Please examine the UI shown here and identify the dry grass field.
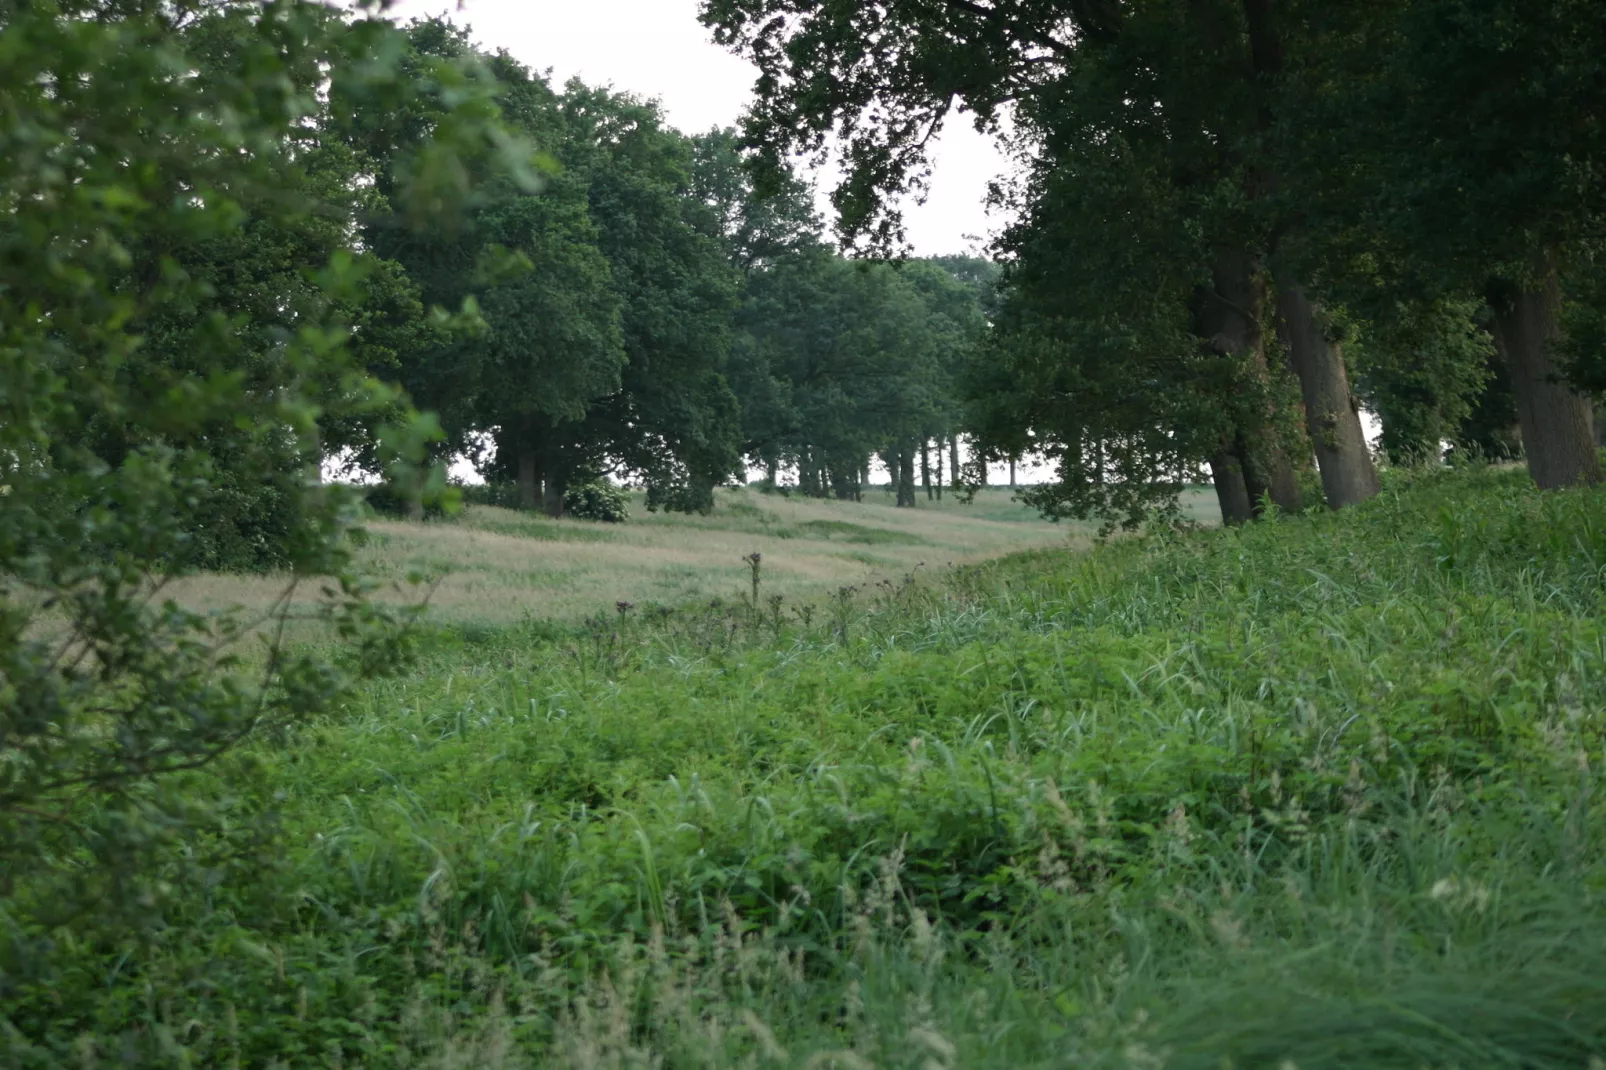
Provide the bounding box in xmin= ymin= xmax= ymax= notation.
xmin=166 ymin=485 xmax=1219 ymax=629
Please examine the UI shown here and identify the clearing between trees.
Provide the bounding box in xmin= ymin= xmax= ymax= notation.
xmin=171 ymin=486 xmax=1208 ymax=628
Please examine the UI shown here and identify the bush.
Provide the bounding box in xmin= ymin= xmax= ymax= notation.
xmin=564 ymin=480 xmax=630 ymax=522
xmin=458 ymin=480 xmax=524 ymax=510
xmin=646 ymin=478 xmax=715 ymax=515
xmin=363 ymin=480 xmax=445 ymax=519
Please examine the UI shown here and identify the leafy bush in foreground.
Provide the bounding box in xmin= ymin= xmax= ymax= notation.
xmin=2 ymin=466 xmax=1604 ymax=1067
xmin=0 ymin=0 xmax=523 ymax=1020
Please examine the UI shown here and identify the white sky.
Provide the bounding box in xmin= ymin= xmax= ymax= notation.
xmin=385 ymin=0 xmax=1008 ymax=257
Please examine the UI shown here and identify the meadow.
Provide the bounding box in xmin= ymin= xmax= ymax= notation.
xmin=170 ymin=485 xmax=1220 ymax=628
xmin=7 ymin=466 xmax=1606 ymax=1067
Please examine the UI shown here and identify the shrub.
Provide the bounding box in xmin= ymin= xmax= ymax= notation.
xmin=458 ymin=480 xmax=524 ymax=510
xmin=0 ymin=0 xmax=512 ymax=1007
xmin=364 ymin=480 xmax=446 ymax=519
xmin=646 ymin=479 xmax=715 ymax=515
xmin=564 ymin=480 xmax=630 ymax=522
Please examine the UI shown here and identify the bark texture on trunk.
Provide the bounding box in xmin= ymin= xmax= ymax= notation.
xmin=1489 ymin=262 xmax=1602 ymax=490
xmin=1210 ymin=450 xmax=1254 ymax=526
xmin=517 ymin=451 xmax=541 ymax=512
xmin=921 ymin=440 xmax=933 ymax=500
xmin=1275 ymin=276 xmax=1379 ymax=509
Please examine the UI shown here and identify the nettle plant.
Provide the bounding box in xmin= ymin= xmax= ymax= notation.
xmin=0 ymin=0 xmax=535 ymax=961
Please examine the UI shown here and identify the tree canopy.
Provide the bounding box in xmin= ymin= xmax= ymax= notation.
xmin=701 ymin=0 xmax=1606 ymax=522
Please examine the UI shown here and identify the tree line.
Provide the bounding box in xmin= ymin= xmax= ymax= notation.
xmin=328 ymin=20 xmax=997 ymax=526
xmin=701 ymin=0 xmax=1606 ymax=527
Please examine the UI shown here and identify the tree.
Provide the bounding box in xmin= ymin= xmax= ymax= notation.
xmin=691 ymin=127 xmax=823 ymax=274
xmin=692 ymin=128 xmax=824 ymax=485
xmin=1277 ymin=0 xmax=1606 ymax=488
xmin=701 ymin=0 xmax=1361 ymax=524
xmin=0 ymin=0 xmax=522 ymax=960
xmin=346 ymin=26 xmax=627 ymax=512
xmin=552 ymin=83 xmax=746 ymax=515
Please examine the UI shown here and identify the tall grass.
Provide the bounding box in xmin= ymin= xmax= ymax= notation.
xmin=162 ymin=486 xmax=1084 ymax=631
xmin=3 ymin=466 xmax=1603 ymax=1067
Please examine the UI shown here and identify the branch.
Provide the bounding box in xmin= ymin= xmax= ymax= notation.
xmin=933 ymin=0 xmax=1076 ymax=58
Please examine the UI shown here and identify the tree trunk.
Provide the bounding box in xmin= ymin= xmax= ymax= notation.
xmin=896 ymin=449 xmax=917 ymax=507
xmin=1197 ymin=247 xmax=1302 ymax=514
xmin=1235 ymin=428 xmax=1270 ymax=509
xmin=765 ymin=458 xmax=778 ymax=489
xmin=921 ymin=439 xmax=933 ymax=500
xmin=541 ymin=441 xmax=566 ymax=518
xmin=799 ymin=448 xmax=818 ymax=497
xmin=934 ymin=438 xmax=944 ymax=500
xmin=543 ymin=474 xmax=565 ymax=518
xmin=1008 ymin=455 xmax=1017 ymax=488
xmin=949 ymin=436 xmax=961 ymax=491
xmin=1489 ymin=261 xmax=1602 ymax=490
xmin=1210 ymin=449 xmax=1254 ymax=526
xmin=517 ymin=451 xmax=541 ymax=512
xmin=1275 ymin=275 xmax=1380 ymax=509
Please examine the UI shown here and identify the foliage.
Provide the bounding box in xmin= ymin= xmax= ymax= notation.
xmin=4 ymin=468 xmax=1605 ymax=1064
xmin=563 ymin=480 xmax=631 ymax=524
xmin=731 ymin=248 xmax=989 ymax=501
xmin=458 ymin=479 xmax=526 ymax=510
xmin=1344 ymin=297 xmax=1496 ymax=463
xmin=354 ymin=29 xmax=755 ymax=515
xmin=1560 ymin=257 xmax=1606 ymax=396
xmin=703 ymin=0 xmax=1606 ymax=513
xmin=0 ymin=0 xmax=525 ymax=969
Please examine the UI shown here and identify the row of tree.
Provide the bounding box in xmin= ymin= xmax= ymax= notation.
xmin=701 ymin=0 xmax=1606 ymax=526
xmin=327 ymin=21 xmax=995 ymax=523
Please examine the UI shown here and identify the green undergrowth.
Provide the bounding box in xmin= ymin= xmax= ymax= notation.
xmin=5 ymin=466 xmax=1606 ymax=1067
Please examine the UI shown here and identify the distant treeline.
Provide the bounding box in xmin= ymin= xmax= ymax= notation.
xmin=331 ymin=21 xmax=996 ymax=527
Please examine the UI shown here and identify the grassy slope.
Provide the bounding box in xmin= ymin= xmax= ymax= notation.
xmin=168 ymin=486 xmax=1163 ymax=628
xmin=8 ymin=467 xmax=1606 ymax=1067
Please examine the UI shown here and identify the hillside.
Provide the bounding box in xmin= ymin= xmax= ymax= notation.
xmin=9 ymin=465 xmax=1604 ymax=1067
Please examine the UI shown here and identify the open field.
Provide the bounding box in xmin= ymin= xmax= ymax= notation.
xmin=169 ymin=485 xmax=1220 ymax=627
xmin=12 ymin=465 xmax=1606 ymax=1067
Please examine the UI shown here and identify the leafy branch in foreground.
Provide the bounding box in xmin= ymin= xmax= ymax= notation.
xmin=0 ymin=0 xmax=532 ymax=949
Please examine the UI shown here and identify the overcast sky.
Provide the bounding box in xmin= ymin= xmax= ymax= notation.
xmin=386 ymin=0 xmax=1011 ymax=257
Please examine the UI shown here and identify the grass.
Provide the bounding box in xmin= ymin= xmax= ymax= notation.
xmin=165 ymin=485 xmax=1133 ymax=629
xmin=5 ymin=466 xmax=1606 ymax=1067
